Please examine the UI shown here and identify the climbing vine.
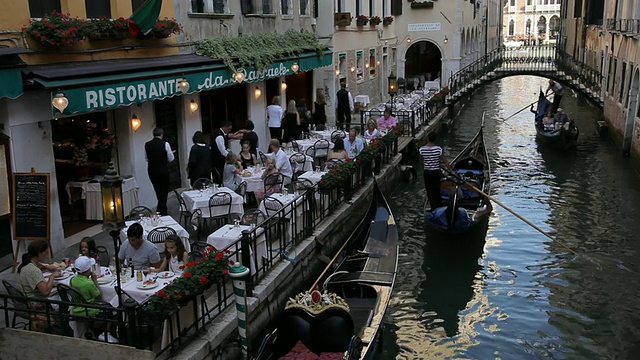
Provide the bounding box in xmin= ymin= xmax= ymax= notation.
xmin=196 ymin=30 xmax=326 ymax=72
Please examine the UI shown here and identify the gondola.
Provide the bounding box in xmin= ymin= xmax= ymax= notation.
xmin=534 ymin=90 xmax=579 ymax=150
xmin=424 ymin=116 xmax=492 ymax=245
xmin=251 ymin=181 xmax=398 ymax=360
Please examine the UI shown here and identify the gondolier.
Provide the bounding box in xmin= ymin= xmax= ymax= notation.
xmin=419 ymin=132 xmax=453 ymax=209
xmin=545 ymin=79 xmax=564 ymax=113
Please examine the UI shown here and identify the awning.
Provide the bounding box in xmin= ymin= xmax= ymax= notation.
xmin=0 ymin=48 xmax=30 ymax=100
xmin=25 ymin=49 xmax=332 ymax=116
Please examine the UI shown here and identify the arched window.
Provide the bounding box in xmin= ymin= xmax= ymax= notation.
xmin=509 ymin=19 xmax=515 ymax=36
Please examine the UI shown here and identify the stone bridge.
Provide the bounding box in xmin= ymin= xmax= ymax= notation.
xmin=446 ymin=45 xmax=604 ymax=108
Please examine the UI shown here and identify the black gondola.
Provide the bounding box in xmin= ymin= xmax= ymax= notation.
xmin=251 ymin=181 xmax=398 ymax=360
xmin=424 ymin=116 xmax=492 ymax=245
xmin=534 ymin=90 xmax=579 ymax=150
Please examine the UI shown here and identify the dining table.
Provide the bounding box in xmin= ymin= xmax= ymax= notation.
xmin=293 ymin=139 xmax=334 ymax=156
xmin=65 ymin=177 xmax=140 ymax=220
xmin=309 ymin=130 xmax=334 ymax=141
xmin=298 ymin=170 xmax=327 ymax=185
xmin=206 ymin=224 xmax=266 ymax=274
xmin=120 ymin=216 xmax=191 ymax=253
xmin=239 ymin=166 xmax=265 ymax=193
xmin=181 ymin=186 xmax=245 ymax=218
xmin=258 ymin=193 xmax=306 ymax=240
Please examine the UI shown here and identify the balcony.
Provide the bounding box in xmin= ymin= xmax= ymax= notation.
xmin=605 ymin=19 xmax=640 ymax=35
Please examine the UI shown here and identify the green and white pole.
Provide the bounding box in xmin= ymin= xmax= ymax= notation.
xmin=229 ymin=262 xmax=251 ymax=359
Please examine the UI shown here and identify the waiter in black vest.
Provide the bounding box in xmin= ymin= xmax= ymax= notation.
xmin=335 ymin=83 xmax=354 ymax=130
xmin=211 ymin=121 xmax=233 ymax=184
xmin=145 ymin=127 xmax=174 ymax=215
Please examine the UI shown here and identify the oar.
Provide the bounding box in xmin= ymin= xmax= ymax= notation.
xmin=499 ymin=93 xmax=552 ymax=121
xmin=442 ymin=169 xmax=578 ymax=255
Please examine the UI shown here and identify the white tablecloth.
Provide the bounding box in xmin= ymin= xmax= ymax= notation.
xmin=298 ymin=171 xmax=327 ymax=185
xmin=65 ymin=177 xmax=140 ymax=221
xmin=181 ymin=187 xmax=244 ymax=217
xmin=309 ymin=130 xmax=334 ymax=141
xmin=206 ymin=224 xmax=266 ymax=274
xmin=354 ymin=95 xmax=371 ymax=106
xmin=293 ymin=140 xmax=334 ymax=156
xmin=120 ymin=216 xmax=191 ymax=253
xmin=240 ymin=167 xmax=265 ymax=193
xmin=269 ymin=152 xmax=315 ymax=172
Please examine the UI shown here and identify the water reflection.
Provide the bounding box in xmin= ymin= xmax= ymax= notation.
xmin=384 ymin=75 xmax=640 ymax=359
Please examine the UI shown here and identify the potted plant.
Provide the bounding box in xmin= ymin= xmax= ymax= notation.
xmin=86 ymin=17 xmax=114 ymax=39
xmin=355 ymin=14 xmax=369 ymax=27
xmin=383 ymin=16 xmax=394 ymax=26
xmin=25 ymin=11 xmax=88 ymax=48
xmin=151 ymin=18 xmax=183 ymax=38
xmin=370 ymin=16 xmax=382 ymax=26
xmin=411 ymin=1 xmax=435 ymax=9
xmin=112 ymin=17 xmax=131 ymax=39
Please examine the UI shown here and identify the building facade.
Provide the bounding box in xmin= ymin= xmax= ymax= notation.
xmin=559 ymin=0 xmax=640 ymax=161
xmin=504 ymin=0 xmax=561 ymax=44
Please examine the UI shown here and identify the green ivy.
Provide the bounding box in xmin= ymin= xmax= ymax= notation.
xmin=196 ymin=30 xmax=326 ymax=72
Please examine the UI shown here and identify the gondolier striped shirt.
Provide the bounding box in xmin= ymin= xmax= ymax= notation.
xmin=419 ymin=145 xmax=443 ymax=171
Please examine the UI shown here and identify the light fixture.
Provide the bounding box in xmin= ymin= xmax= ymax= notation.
xmin=254 ymin=86 xmax=262 ymax=99
xmin=406 ymin=37 xmax=412 ymax=43
xmin=177 ymin=78 xmax=190 ymax=94
xmin=189 ymin=100 xmax=199 ymax=113
xmin=281 ymin=82 xmax=287 ymax=91
xmin=444 ymin=36 xmax=449 ymax=44
xmin=376 ymin=60 xmax=381 ymax=66
xmin=365 ymin=62 xmax=370 ymax=69
xmin=234 ymin=68 xmax=246 ymax=83
xmin=131 ymin=114 xmax=141 ymax=132
xmin=387 ymin=72 xmax=397 ymax=96
xmin=291 ymin=62 xmax=300 ymax=73
xmin=335 ymin=68 xmax=340 ymax=76
xmin=350 ymin=66 xmax=356 ymax=72
xmin=100 ymin=164 xmax=125 ymax=308
xmin=52 ymin=93 xmax=69 ymax=113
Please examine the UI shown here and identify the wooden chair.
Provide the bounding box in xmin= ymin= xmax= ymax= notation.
xmin=95 ymin=246 xmax=109 ymax=267
xmin=147 ymin=227 xmax=178 ymax=247
xmin=172 ymin=189 xmax=192 ymax=228
xmin=207 ymin=192 xmax=233 ymax=232
xmin=2 ymin=280 xmax=31 ymax=329
xmin=128 ymin=206 xmax=152 ymax=221
xmin=192 ymin=178 xmax=213 ymax=190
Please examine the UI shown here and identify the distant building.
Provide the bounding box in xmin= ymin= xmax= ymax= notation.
xmin=503 ymin=0 xmax=561 ymax=44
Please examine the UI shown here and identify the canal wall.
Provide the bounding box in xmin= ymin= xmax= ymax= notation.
xmin=171 ymin=107 xmax=450 ymax=360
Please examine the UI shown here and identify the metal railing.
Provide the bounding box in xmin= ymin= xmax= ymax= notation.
xmin=606 ymin=18 xmax=640 ymax=34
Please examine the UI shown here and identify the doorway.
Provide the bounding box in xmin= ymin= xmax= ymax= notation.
xmin=285 ymin=71 xmax=313 ymax=111
xmin=404 ymin=41 xmax=442 ymax=90
xmin=154 ymin=97 xmax=182 ymax=190
xmin=200 ymin=83 xmax=249 ymax=138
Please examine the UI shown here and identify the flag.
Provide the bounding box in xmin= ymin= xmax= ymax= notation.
xmin=128 ymin=0 xmax=163 ymax=37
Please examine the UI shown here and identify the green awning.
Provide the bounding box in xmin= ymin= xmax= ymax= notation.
xmin=0 ymin=68 xmax=23 ymax=99
xmin=32 ymin=50 xmax=332 ymax=116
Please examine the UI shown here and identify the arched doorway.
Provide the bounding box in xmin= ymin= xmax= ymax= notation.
xmin=404 ymin=40 xmax=442 ymax=90
xmin=549 ymin=16 xmax=560 ymax=40
xmin=623 ymin=69 xmax=640 ymax=154
xmin=537 ymin=16 xmax=547 ymax=40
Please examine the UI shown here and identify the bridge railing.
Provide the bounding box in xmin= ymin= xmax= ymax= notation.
xmin=555 ymin=48 xmax=604 ymax=96
xmin=447 ymin=47 xmax=502 ymax=100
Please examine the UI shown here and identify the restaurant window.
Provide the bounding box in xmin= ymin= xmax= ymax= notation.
xmin=337 ymin=0 xmax=346 ymax=12
xmin=356 ymin=0 xmax=362 ymax=16
xmin=281 ymin=0 xmax=292 ymax=15
xmin=338 ymin=53 xmax=347 ymax=87
xmin=508 ymin=19 xmax=515 ymax=36
xmin=382 ymin=0 xmax=387 ymax=16
xmin=369 ymin=0 xmax=375 ymax=17
xmin=86 ymin=0 xmax=111 ymax=18
xmin=510 ymin=0 xmax=515 ymax=6
xmin=28 ymin=0 xmax=61 ymax=18
xmin=262 ymin=0 xmax=273 ymax=13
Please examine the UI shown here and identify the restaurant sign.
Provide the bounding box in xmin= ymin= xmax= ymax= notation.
xmin=408 ymin=23 xmax=442 ymax=32
xmin=56 ymin=56 xmax=329 ymax=115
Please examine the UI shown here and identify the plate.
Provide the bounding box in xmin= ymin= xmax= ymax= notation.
xmin=54 ymin=272 xmax=71 ymax=281
xmin=97 ymin=276 xmax=114 ymax=284
xmin=158 ymin=271 xmax=175 ymax=279
xmin=136 ymin=281 xmax=159 ymax=290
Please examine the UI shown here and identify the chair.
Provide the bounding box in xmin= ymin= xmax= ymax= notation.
xmin=331 ymin=130 xmax=346 ymax=142
xmin=173 ymin=189 xmax=192 ymax=228
xmin=263 ymin=173 xmax=284 ymax=198
xmin=207 ymin=192 xmax=233 ymax=232
xmin=188 ymin=250 xmax=204 ymax=262
xmin=212 ymin=168 xmax=223 ymax=186
xmin=262 ymin=196 xmax=286 ymax=218
xmin=114 ymin=287 xmax=157 ymax=349
xmin=290 ymin=140 xmax=300 ymax=152
xmin=57 ymin=284 xmax=104 ymax=340
xmin=193 ymin=178 xmax=213 ymax=190
xmin=187 ymin=208 xmax=203 ymax=242
xmin=289 ymin=153 xmax=307 ymax=180
xmin=311 ymin=139 xmax=330 ymax=168
xmin=2 ymin=280 xmax=31 ymax=329
xmin=293 ymin=178 xmax=314 ymax=192
xmin=241 ymin=208 xmax=266 ymax=227
xmin=235 ymin=181 xmax=248 ymax=199
xmin=128 ymin=206 xmax=152 ymax=221
xmin=95 ymin=246 xmax=109 ymax=267
xmin=258 ymin=151 xmax=268 ymax=166
xmin=147 ymin=227 xmax=178 ymax=247
xmin=190 ymin=241 xmax=210 ymax=253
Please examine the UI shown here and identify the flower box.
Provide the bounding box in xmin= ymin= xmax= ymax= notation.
xmin=411 ymin=1 xmax=435 ymax=9
xmin=355 ymin=14 xmax=369 ymax=27
xmin=370 ymin=16 xmax=382 ymax=26
xmin=383 ymin=16 xmax=394 ymax=26
xmin=25 ymin=11 xmax=88 ymax=48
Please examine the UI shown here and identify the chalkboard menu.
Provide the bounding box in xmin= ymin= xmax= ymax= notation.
xmin=12 ymin=173 xmax=50 ymax=240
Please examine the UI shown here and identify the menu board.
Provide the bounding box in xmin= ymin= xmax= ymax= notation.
xmin=12 ymin=173 xmax=50 ymax=240
xmin=0 ymin=144 xmax=8 ymax=217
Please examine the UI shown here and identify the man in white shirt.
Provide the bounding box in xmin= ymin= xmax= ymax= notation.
xmin=144 ymin=127 xmax=175 ymax=215
xmin=269 ymin=139 xmax=293 ymax=183
xmin=545 ymin=79 xmax=564 ymax=113
xmin=343 ymin=127 xmax=365 ymax=158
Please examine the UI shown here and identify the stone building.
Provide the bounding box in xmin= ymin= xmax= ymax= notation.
xmin=504 ymin=0 xmax=561 ymax=44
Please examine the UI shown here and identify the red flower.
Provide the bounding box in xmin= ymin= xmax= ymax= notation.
xmin=356 ymin=159 xmax=361 ymax=163
xmin=207 ymin=246 xmax=214 ymax=252
xmin=179 ymin=265 xmax=185 ymax=270
xmin=224 ymin=249 xmax=231 ymax=254
xmin=177 ymin=294 xmax=182 ymax=299
xmin=229 ymin=259 xmax=235 ymax=265
xmin=332 ymin=170 xmax=338 ymax=175
xmin=223 ymin=269 xmax=229 ymax=275
xmin=215 ymin=252 xmax=224 ymax=260
xmin=345 ymin=157 xmax=350 ymax=162
xmin=184 ymin=272 xmax=192 ymax=278
xmin=157 ymin=290 xmax=166 ymax=296
xmin=319 ymin=180 xmax=325 ymax=185
xmin=200 ymin=276 xmax=209 ymax=284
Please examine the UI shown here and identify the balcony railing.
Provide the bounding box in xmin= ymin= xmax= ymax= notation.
xmin=605 ymin=19 xmax=640 ymax=34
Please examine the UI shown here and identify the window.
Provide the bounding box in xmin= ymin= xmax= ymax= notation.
xmin=382 ymin=0 xmax=387 ymax=16
xmin=28 ymin=0 xmax=61 ymax=18
xmin=300 ymin=0 xmax=309 ymax=15
xmin=191 ymin=0 xmax=227 ymax=13
xmin=86 ymin=0 xmax=111 ymax=18
xmin=574 ymin=0 xmax=583 ymax=18
xmin=213 ymin=0 xmax=226 ymax=13
xmin=508 ymin=19 xmax=515 ymax=36
xmin=369 ymin=0 xmax=375 ymax=17
xmin=356 ymin=0 xmax=362 ymax=16
xmin=510 ymin=0 xmax=515 ymax=6
xmin=337 ymin=0 xmax=346 ymax=12
xmin=369 ymin=49 xmax=376 ymax=78
xmin=338 ymin=53 xmax=347 ymax=86
xmin=356 ymin=50 xmax=364 ymax=82
xmin=281 ymin=0 xmax=292 ymax=15
xmin=391 ymin=0 xmax=401 ymax=16
xmin=619 ymin=62 xmax=626 ymax=103
xmin=526 ymin=19 xmax=531 ymax=35
xmin=263 ymin=0 xmax=273 ymax=13
xmin=527 ymin=0 xmax=532 ymax=5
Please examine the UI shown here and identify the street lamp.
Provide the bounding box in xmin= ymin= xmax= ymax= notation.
xmin=100 ymin=163 xmax=125 ymax=308
xmin=388 ymin=72 xmax=398 ymax=114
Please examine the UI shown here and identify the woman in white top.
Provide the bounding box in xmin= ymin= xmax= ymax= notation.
xmin=266 ymin=96 xmax=284 ymax=142
xmin=363 ymin=118 xmax=381 ymax=139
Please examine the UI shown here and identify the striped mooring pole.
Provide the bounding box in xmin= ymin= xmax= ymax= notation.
xmin=229 ymin=262 xmax=251 ymax=359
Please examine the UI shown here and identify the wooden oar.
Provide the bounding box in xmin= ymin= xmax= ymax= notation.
xmin=442 ymin=169 xmax=578 ymax=255
xmin=500 ymin=93 xmax=552 ymax=121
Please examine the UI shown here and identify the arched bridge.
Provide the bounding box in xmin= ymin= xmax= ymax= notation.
xmin=446 ymin=45 xmax=604 ymax=108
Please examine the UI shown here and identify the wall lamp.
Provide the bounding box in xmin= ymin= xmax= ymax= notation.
xmin=291 ymin=62 xmax=300 ymax=73
xmin=281 ymin=81 xmax=287 ymax=91
xmin=189 ymin=100 xmax=199 ymax=113
xmin=177 ymin=78 xmax=190 ymax=94
xmin=254 ymin=86 xmax=262 ymax=99
xmin=131 ymin=114 xmax=141 ymax=132
xmin=234 ymin=68 xmax=246 ymax=83
xmin=444 ymin=36 xmax=449 ymax=44
xmin=52 ymin=93 xmax=69 ymax=114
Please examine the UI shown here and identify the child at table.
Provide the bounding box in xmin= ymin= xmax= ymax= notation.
xmin=79 ymin=237 xmax=99 ymax=262
xmin=223 ymin=152 xmax=242 ymax=191
xmin=256 ymin=157 xmax=280 ymax=201
xmin=146 ymin=235 xmax=188 ymax=276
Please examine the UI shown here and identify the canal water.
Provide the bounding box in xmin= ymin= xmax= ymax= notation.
xmin=382 ymin=76 xmax=640 ymax=359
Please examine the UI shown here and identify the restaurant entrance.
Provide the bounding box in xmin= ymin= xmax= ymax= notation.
xmin=285 ymin=71 xmax=313 ymax=112
xmin=153 ymin=97 xmax=182 ymax=190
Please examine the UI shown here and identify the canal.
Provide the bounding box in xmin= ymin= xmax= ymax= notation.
xmin=382 ymin=76 xmax=640 ymax=359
